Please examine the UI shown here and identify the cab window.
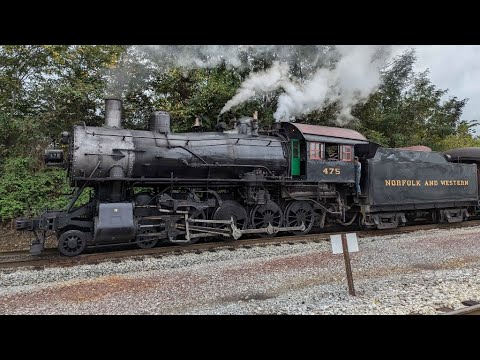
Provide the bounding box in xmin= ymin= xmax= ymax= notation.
xmin=309 ymin=142 xmax=324 ymax=160
xmin=325 ymin=144 xmax=339 ymax=161
xmin=341 ymin=145 xmax=353 ymax=162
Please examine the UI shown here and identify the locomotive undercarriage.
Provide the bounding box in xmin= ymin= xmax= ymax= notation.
xmin=19 ymin=179 xmax=356 ymax=256
xmin=115 ymin=181 xmax=348 ymax=252
xmin=358 ymin=207 xmax=472 ymax=230
xmin=19 ymin=178 xmax=475 ymax=257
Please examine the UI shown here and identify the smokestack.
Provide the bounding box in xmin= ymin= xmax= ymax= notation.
xmin=150 ymin=111 xmax=171 ymax=134
xmin=105 ymin=98 xmax=123 ymax=128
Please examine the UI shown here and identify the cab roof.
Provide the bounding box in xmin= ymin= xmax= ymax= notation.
xmin=292 ymin=123 xmax=367 ymax=141
xmin=281 ymin=122 xmax=368 ymax=145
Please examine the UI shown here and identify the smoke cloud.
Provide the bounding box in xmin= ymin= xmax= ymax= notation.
xmin=219 ymin=45 xmax=393 ymax=123
xmin=276 ymin=45 xmax=390 ymax=124
xmin=109 ymin=45 xmax=396 ymax=125
xmin=220 ymin=61 xmax=290 ymax=115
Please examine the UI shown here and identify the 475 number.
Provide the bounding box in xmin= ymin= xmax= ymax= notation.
xmin=322 ymin=167 xmax=340 ymax=175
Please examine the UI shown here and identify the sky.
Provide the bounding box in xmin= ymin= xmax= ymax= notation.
xmin=400 ymin=45 xmax=480 ymax=134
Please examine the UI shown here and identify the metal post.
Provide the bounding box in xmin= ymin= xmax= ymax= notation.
xmin=341 ymin=233 xmax=356 ymax=296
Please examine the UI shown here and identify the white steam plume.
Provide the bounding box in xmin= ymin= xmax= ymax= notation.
xmin=274 ymin=45 xmax=390 ymax=124
xmin=215 ymin=45 xmax=393 ymax=124
xmin=220 ymin=62 xmax=290 ymax=114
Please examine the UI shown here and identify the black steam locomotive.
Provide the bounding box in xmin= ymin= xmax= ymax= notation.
xmin=15 ymin=99 xmax=480 ymax=256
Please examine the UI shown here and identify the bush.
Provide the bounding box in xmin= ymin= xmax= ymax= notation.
xmin=0 ymin=156 xmax=77 ymax=222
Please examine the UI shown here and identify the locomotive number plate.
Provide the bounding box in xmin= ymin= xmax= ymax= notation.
xmin=322 ymin=167 xmax=341 ymax=175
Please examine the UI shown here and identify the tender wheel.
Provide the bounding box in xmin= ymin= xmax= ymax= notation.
xmin=250 ymin=200 xmax=283 ymax=237
xmin=58 ymin=230 xmax=87 ymax=257
xmin=284 ymin=201 xmax=315 ymax=235
xmin=213 ymin=200 xmax=248 ymax=230
xmin=137 ymin=228 xmax=158 ymax=249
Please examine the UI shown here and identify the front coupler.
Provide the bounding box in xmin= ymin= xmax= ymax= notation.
xmin=15 ymin=213 xmax=59 ymax=255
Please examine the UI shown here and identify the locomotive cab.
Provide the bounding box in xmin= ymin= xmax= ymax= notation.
xmin=280 ymin=122 xmax=368 ymax=183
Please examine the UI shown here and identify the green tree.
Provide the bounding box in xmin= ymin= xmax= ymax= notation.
xmin=0 ymin=45 xmax=124 ymax=223
xmin=0 ymin=45 xmax=124 ymax=159
xmin=353 ymin=49 xmax=468 ymax=150
xmin=436 ymin=121 xmax=480 ymax=151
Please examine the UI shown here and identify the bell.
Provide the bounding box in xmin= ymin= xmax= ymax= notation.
xmin=193 ymin=116 xmax=202 ymax=128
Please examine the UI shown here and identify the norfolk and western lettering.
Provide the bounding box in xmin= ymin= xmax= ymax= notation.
xmin=384 ymin=180 xmax=469 ymax=187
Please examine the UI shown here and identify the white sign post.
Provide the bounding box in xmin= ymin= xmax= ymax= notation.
xmin=330 ymin=233 xmax=358 ymax=296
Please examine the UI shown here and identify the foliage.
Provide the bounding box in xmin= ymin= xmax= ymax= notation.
xmin=0 ymin=45 xmax=124 ymax=158
xmin=436 ymin=121 xmax=480 ymax=151
xmin=353 ymin=50 xmax=471 ymax=150
xmin=0 ymin=157 xmax=88 ymax=221
xmin=150 ymin=66 xmax=243 ymax=132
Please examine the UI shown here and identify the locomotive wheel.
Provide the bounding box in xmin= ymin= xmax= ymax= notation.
xmin=284 ymin=201 xmax=315 ymax=235
xmin=250 ymin=200 xmax=283 ymax=238
xmin=213 ymin=200 xmax=248 ymax=230
xmin=137 ymin=228 xmax=158 ymax=249
xmin=58 ymin=230 xmax=87 ymax=257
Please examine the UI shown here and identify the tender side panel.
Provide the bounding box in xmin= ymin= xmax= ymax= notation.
xmin=366 ymin=149 xmax=478 ymax=207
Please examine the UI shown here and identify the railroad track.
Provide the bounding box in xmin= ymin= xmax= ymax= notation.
xmin=1 ymin=219 xmax=480 ymax=271
xmin=438 ymin=300 xmax=480 ymax=315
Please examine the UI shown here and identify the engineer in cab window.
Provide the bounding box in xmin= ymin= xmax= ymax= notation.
xmin=326 ymin=145 xmax=338 ymax=160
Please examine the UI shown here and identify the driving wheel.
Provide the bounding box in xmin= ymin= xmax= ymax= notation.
xmin=250 ymin=200 xmax=283 ymax=238
xmin=284 ymin=201 xmax=315 ymax=235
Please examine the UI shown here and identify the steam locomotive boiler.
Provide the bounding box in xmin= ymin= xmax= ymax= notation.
xmin=15 ymin=98 xmax=480 ymax=256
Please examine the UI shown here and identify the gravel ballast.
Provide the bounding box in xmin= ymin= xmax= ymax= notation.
xmin=1 ymin=225 xmax=479 ymax=315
